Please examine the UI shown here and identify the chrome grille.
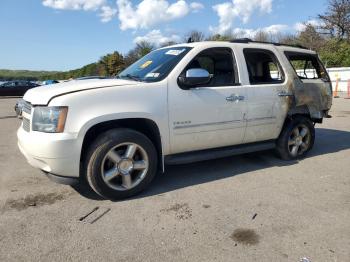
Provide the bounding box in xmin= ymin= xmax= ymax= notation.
xmin=22 ymin=118 xmax=30 ymax=132
xmin=22 ymin=101 xmax=32 ymax=132
xmin=22 ymin=101 xmax=32 ymax=115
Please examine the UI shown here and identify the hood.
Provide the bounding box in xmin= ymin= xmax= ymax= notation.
xmin=23 ymin=79 xmax=138 ymax=105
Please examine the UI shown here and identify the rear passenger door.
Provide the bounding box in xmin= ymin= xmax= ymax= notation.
xmin=242 ymin=48 xmax=289 ymax=143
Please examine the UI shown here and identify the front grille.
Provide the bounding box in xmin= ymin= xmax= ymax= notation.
xmin=22 ymin=118 xmax=30 ymax=132
xmin=22 ymin=101 xmax=32 ymax=115
xmin=22 ymin=101 xmax=32 ymax=132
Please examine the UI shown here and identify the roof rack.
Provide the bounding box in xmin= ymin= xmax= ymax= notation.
xmin=230 ymin=38 xmax=308 ymax=50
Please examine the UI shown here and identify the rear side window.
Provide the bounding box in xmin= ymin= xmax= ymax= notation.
xmin=284 ymin=52 xmax=330 ymax=81
xmin=244 ymin=49 xmax=284 ymax=85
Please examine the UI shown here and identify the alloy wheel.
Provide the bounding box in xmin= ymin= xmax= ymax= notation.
xmin=100 ymin=143 xmax=149 ymax=191
xmin=288 ymin=124 xmax=311 ymax=157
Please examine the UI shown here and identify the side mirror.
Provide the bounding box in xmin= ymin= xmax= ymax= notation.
xmin=178 ymin=68 xmax=211 ymax=88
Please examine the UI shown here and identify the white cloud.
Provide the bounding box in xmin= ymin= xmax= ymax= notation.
xmin=42 ymin=0 xmax=204 ymax=26
xmin=294 ymin=19 xmax=322 ymax=32
xmin=42 ymin=0 xmax=117 ymax=22
xmin=42 ymin=0 xmax=106 ymax=10
xmin=133 ymin=30 xmax=181 ymax=45
xmin=232 ymin=24 xmax=289 ymax=38
xmin=211 ymin=0 xmax=273 ymax=34
xmin=99 ymin=6 xmax=117 ymax=23
xmin=190 ymin=2 xmax=204 ymax=12
xmin=263 ymin=24 xmax=289 ymax=34
xmin=117 ymin=0 xmax=203 ymax=30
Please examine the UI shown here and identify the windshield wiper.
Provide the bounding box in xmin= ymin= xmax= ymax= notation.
xmin=119 ymin=74 xmax=143 ymax=82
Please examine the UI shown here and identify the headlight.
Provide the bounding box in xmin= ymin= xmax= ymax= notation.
xmin=32 ymin=106 xmax=68 ymax=133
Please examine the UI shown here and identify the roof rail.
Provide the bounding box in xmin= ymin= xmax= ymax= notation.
xmin=230 ymin=38 xmax=308 ymax=50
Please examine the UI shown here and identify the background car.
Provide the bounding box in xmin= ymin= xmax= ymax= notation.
xmin=42 ymin=80 xmax=59 ymax=85
xmin=0 ymin=80 xmax=40 ymax=96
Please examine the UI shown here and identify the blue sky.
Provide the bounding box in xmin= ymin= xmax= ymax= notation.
xmin=0 ymin=0 xmax=328 ymax=71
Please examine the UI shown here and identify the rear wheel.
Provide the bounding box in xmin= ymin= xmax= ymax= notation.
xmin=276 ymin=116 xmax=315 ymax=160
xmin=86 ymin=128 xmax=158 ymax=200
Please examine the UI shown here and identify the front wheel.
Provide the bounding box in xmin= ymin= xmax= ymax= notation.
xmin=85 ymin=128 xmax=158 ymax=200
xmin=276 ymin=116 xmax=315 ymax=160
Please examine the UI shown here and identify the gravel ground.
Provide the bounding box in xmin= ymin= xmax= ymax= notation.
xmin=0 ymin=96 xmax=349 ymax=262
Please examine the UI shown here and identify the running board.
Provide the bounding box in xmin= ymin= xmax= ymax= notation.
xmin=165 ymin=140 xmax=276 ymax=165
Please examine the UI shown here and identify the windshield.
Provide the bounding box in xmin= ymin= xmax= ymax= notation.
xmin=118 ymin=46 xmax=192 ymax=82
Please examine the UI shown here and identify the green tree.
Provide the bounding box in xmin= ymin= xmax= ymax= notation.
xmin=185 ymin=30 xmax=206 ymax=42
xmin=254 ymin=31 xmax=270 ymax=42
xmin=318 ymin=0 xmax=350 ymax=40
xmin=319 ymin=38 xmax=350 ymax=67
xmin=124 ymin=41 xmax=155 ymax=67
xmin=206 ymin=33 xmax=233 ymax=41
xmin=297 ymin=24 xmax=325 ymax=51
xmin=99 ymin=51 xmax=125 ymax=76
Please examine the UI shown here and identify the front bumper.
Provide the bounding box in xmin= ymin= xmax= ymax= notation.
xmin=44 ymin=172 xmax=79 ymax=185
xmin=17 ymin=127 xmax=81 ymax=178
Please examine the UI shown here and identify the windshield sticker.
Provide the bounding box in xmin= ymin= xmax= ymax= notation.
xmin=165 ymin=49 xmax=186 ymax=56
xmin=145 ymin=72 xmax=160 ymax=78
xmin=140 ymin=60 xmax=153 ymax=69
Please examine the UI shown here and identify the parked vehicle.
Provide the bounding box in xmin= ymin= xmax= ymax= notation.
xmin=0 ymin=81 xmax=40 ymax=96
xmin=17 ymin=39 xmax=332 ymax=200
xmin=43 ymin=80 xmax=59 ymax=85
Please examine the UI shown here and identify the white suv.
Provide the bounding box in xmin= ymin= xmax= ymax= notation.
xmin=18 ymin=39 xmax=332 ymax=200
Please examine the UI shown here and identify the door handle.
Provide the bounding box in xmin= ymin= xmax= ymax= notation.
xmin=226 ymin=95 xmax=235 ymax=102
xmin=278 ymin=91 xmax=293 ymax=97
xmin=226 ymin=94 xmax=245 ymax=102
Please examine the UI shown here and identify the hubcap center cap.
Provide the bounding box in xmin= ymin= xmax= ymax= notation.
xmin=295 ymin=136 xmax=303 ymax=146
xmin=118 ymin=159 xmax=134 ymax=174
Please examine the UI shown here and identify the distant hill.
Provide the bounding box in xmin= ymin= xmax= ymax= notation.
xmin=0 ymin=69 xmax=62 ymax=81
xmin=0 ymin=61 xmax=106 ymax=81
xmin=0 ymin=43 xmax=154 ymax=81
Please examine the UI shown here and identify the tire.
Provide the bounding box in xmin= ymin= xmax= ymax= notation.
xmin=85 ymin=128 xmax=158 ymax=200
xmin=276 ymin=116 xmax=315 ymax=160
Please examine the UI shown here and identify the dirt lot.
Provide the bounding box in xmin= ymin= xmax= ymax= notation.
xmin=0 ymin=97 xmax=349 ymax=262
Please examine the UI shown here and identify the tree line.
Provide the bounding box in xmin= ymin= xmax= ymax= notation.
xmin=1 ymin=0 xmax=350 ymax=81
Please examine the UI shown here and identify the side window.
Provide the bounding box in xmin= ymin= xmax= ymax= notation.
xmin=5 ymin=82 xmax=16 ymax=88
xmin=196 ymin=56 xmax=215 ymax=75
xmin=285 ymin=52 xmax=329 ymax=81
xmin=244 ymin=49 xmax=285 ymax=85
xmin=181 ymin=47 xmax=238 ymax=87
xmin=268 ymin=62 xmax=283 ymax=81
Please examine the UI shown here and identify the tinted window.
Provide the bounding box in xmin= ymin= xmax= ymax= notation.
xmin=118 ymin=46 xmax=192 ymax=82
xmin=181 ymin=47 xmax=238 ymax=87
xmin=2 ymin=82 xmax=16 ymax=88
xmin=244 ymin=49 xmax=284 ymax=85
xmin=285 ymin=52 xmax=329 ymax=81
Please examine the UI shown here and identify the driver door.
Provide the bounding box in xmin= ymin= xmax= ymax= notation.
xmin=168 ymin=47 xmax=247 ymax=154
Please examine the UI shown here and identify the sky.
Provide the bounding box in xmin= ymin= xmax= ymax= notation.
xmin=0 ymin=0 xmax=329 ymax=71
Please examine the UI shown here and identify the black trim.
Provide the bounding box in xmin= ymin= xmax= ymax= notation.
xmin=165 ymin=140 xmax=276 ymax=165
xmin=43 ymin=171 xmax=79 ymax=185
xmin=230 ymin=38 xmax=308 ymax=49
